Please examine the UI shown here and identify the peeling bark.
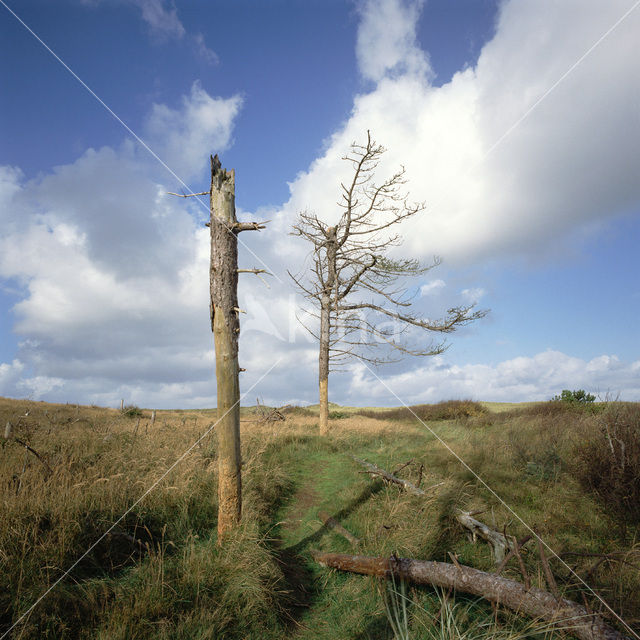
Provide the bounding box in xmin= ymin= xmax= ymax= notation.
xmin=309 ymin=551 xmax=631 ymax=640
xmin=210 ymin=154 xmax=241 ymax=541
xmin=456 ymin=511 xmax=509 ymax=564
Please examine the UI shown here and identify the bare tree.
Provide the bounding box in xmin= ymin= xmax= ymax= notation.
xmin=290 ymin=132 xmax=487 ymax=435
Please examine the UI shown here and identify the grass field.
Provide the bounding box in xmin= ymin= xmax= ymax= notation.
xmin=1 ymin=396 xmax=639 ymax=639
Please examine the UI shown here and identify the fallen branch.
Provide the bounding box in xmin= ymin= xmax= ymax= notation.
xmin=495 ymin=535 xmax=532 ymax=575
xmin=456 ymin=511 xmax=509 ymax=564
xmin=352 ymin=456 xmax=425 ymax=496
xmin=309 ymin=551 xmax=631 ymax=640
xmin=13 ymin=439 xmax=53 ymax=475
xmin=536 ymin=533 xmax=560 ymax=600
xmin=318 ymin=510 xmax=360 ymax=546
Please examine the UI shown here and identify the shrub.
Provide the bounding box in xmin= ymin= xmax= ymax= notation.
xmin=552 ymin=389 xmax=596 ymax=404
xmin=280 ymin=405 xmax=315 ymax=417
xmin=572 ymin=403 xmax=640 ymax=529
xmin=356 ymin=400 xmax=487 ymax=422
xmin=122 ymin=405 xmax=143 ymax=418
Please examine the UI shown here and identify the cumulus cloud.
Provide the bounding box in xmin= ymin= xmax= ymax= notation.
xmin=145 ymin=82 xmax=242 ymax=182
xmin=2 ymin=0 xmax=639 ymax=409
xmin=346 ymin=350 xmax=640 ymax=405
xmin=0 ymin=83 xmax=243 ymax=407
xmin=356 ymin=0 xmax=431 ymax=82
xmin=419 ymin=279 xmax=445 ymax=296
xmin=284 ymin=0 xmax=640 ymax=266
xmin=0 ymin=360 xmax=25 ymax=398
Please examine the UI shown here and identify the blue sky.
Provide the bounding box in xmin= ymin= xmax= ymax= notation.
xmin=1 ymin=0 xmax=639 ymax=408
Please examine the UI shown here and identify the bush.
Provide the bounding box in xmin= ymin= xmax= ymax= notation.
xmin=356 ymin=400 xmax=487 ymax=422
xmin=122 ymin=405 xmax=143 ymax=418
xmin=573 ymin=403 xmax=640 ymax=529
xmin=552 ymin=389 xmax=596 ymax=404
xmin=280 ymin=405 xmax=315 ymax=417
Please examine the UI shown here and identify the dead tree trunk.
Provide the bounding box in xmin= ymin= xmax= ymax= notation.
xmin=210 ymin=154 xmax=241 ymax=541
xmin=310 ymin=551 xmax=630 ymax=640
xmin=319 ymin=226 xmax=337 ymax=435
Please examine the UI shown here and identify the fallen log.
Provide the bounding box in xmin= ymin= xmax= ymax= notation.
xmin=352 ymin=456 xmax=425 ymax=496
xmin=309 ymin=550 xmax=631 ymax=640
xmin=456 ymin=511 xmax=509 ymax=563
xmin=318 ymin=510 xmax=360 ymax=546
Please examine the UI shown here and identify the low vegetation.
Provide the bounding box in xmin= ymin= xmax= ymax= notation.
xmin=1 ymin=396 xmax=638 ymax=638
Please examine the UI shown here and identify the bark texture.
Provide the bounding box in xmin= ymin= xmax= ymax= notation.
xmin=310 ymin=551 xmax=631 ymax=640
xmin=456 ymin=511 xmax=509 ymax=563
xmin=318 ymin=226 xmax=336 ymax=435
xmin=210 ymin=154 xmax=241 ymax=540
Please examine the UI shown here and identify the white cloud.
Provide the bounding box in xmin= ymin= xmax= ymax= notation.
xmin=461 ymin=287 xmax=486 ymax=303
xmin=0 ymin=360 xmax=25 ymax=398
xmin=145 ymin=82 xmax=242 ymax=181
xmin=346 ymin=350 xmax=640 ymax=405
xmin=193 ymin=33 xmax=219 ymax=65
xmin=420 ymin=279 xmax=445 ymax=296
xmin=2 ymin=0 xmax=640 ymax=410
xmin=132 ymin=0 xmax=185 ymax=41
xmin=0 ymin=83 xmax=245 ymax=408
xmin=85 ymin=1 xmax=218 ymax=63
xmin=284 ymin=0 xmax=640 ymax=267
xmin=356 ymin=0 xmax=431 ymax=82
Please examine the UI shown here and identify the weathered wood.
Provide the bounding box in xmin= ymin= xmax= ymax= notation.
xmin=456 ymin=511 xmax=509 ymax=563
xmin=536 ymin=534 xmax=560 ymax=600
xmin=495 ymin=535 xmax=532 ymax=575
xmin=318 ymin=510 xmax=360 ymax=546
xmin=318 ymin=226 xmax=337 ymax=436
xmin=352 ymin=456 xmax=426 ymax=496
xmin=210 ymin=153 xmax=241 ymax=541
xmin=309 ymin=551 xmax=631 ymax=640
xmin=234 ymin=221 xmax=266 ymax=232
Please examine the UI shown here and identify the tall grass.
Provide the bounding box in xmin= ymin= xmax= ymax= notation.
xmin=1 ymin=397 xmax=639 ymax=638
xmin=355 ymin=400 xmax=488 ymax=422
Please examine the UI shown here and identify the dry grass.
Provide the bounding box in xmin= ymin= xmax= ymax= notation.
xmin=1 ymin=396 xmax=639 ymax=638
xmin=355 ymin=399 xmax=488 ymax=422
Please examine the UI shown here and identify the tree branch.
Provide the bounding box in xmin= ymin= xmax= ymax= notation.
xmin=310 ymin=551 xmax=631 ymax=640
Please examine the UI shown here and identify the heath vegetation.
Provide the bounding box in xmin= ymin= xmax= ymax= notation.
xmin=1 ymin=396 xmax=638 ymax=639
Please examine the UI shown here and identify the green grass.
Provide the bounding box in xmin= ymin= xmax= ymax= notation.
xmin=0 ymin=397 xmax=638 ymax=639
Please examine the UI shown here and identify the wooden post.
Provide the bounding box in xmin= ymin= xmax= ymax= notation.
xmin=210 ymin=154 xmax=242 ymax=541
